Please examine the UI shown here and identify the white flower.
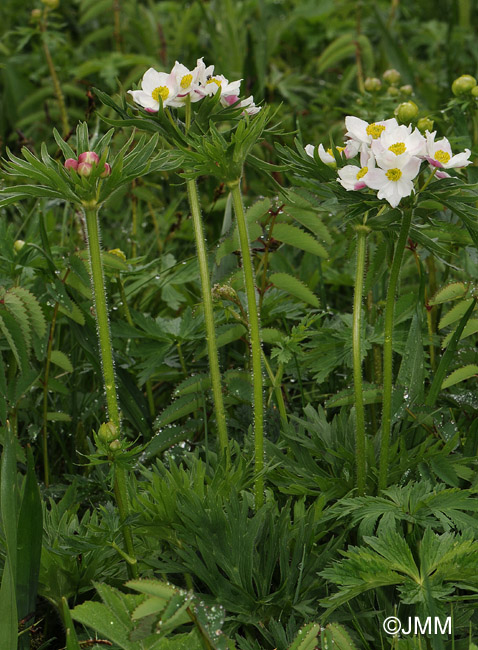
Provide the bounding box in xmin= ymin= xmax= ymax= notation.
xmin=365 ymin=154 xmax=422 ymax=208
xmin=239 ymin=95 xmax=261 ymax=115
xmin=371 ymin=124 xmax=426 ymax=165
xmin=344 ymin=116 xmax=399 ymax=158
xmin=425 ymin=131 xmax=472 ymax=169
xmin=194 ymin=58 xmax=242 ymax=105
xmin=305 ymin=144 xmax=345 ymax=165
xmin=127 ymin=68 xmax=178 ymax=111
xmin=338 ymin=159 xmax=375 ymax=191
xmin=168 ymin=61 xmax=202 ymax=106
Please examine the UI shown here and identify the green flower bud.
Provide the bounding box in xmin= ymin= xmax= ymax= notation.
xmin=14 ymin=240 xmax=25 ymax=253
xmin=41 ymin=0 xmax=59 ymax=8
xmin=31 ymin=8 xmax=42 ymax=20
xmin=109 ymin=440 xmax=122 ymax=451
xmin=452 ymin=74 xmax=477 ymax=96
xmin=386 ymin=86 xmax=399 ymax=97
xmin=383 ymin=68 xmax=401 ymax=85
xmin=400 ymin=84 xmax=413 ymax=96
xmin=395 ymin=101 xmax=419 ymax=123
xmin=417 ymin=117 xmax=434 ymax=133
xmin=98 ymin=421 xmax=118 ymax=443
xmin=471 ymin=86 xmax=478 ymax=98
xmin=364 ymin=77 xmax=382 ymax=92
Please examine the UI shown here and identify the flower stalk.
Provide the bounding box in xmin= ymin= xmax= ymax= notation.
xmin=353 ymin=223 xmax=370 ymax=496
xmin=39 ymin=16 xmax=70 ymax=137
xmin=84 ymin=204 xmax=137 ymax=577
xmin=229 ymin=179 xmax=264 ymax=509
xmin=378 ymin=208 xmax=413 ymax=492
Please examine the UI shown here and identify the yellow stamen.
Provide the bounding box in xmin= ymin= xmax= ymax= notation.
xmin=366 ymin=123 xmax=386 ymax=139
xmin=206 ymin=78 xmax=222 ymax=87
xmin=386 ymin=168 xmax=402 ymax=181
xmin=336 ymin=146 xmax=346 ymax=152
xmin=388 ymin=142 xmax=406 ymax=155
xmin=180 ymin=74 xmax=193 ymax=89
xmin=356 ymin=167 xmax=368 ymax=179
xmin=434 ymin=149 xmax=451 ymax=164
xmin=152 ymin=86 xmax=169 ymax=102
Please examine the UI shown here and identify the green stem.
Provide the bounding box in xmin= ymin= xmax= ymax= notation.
xmin=262 ymin=351 xmax=287 ymax=428
xmin=84 ymin=205 xmax=137 ymax=577
xmin=42 ymin=302 xmax=59 ymax=487
xmin=40 ymin=18 xmax=69 ymax=137
xmin=378 ymin=209 xmax=413 ymax=492
xmin=186 ymin=180 xmax=229 ymax=459
xmin=353 ymin=224 xmax=370 ymax=496
xmin=229 ymin=180 xmax=264 ymax=509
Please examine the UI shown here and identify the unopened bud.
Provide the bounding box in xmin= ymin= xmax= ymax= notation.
xmin=386 ymin=86 xmax=399 ymax=97
xmin=78 ymin=151 xmax=99 ymax=165
xmin=108 ymin=248 xmax=126 ymax=261
xmin=417 ymin=117 xmax=434 ymax=133
xmin=212 ymin=283 xmax=237 ymax=302
xmin=395 ymin=101 xmax=418 ymax=123
xmin=452 ymin=74 xmax=477 ymax=96
xmin=98 ymin=421 xmax=118 ymax=443
xmin=31 ymin=8 xmax=42 ymax=20
xmin=77 ymin=162 xmax=92 ymax=177
xmin=100 ymin=162 xmax=111 ymax=178
xmin=400 ymin=84 xmax=413 ymax=96
xmin=41 ymin=0 xmax=59 ymax=8
xmin=383 ymin=68 xmax=401 ymax=85
xmin=14 ymin=240 xmax=25 ymax=253
xmin=64 ymin=158 xmax=78 ymax=171
xmin=364 ymin=77 xmax=381 ymax=92
xmin=109 ymin=440 xmax=122 ymax=451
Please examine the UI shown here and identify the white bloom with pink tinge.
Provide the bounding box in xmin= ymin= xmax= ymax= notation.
xmin=168 ymin=61 xmax=203 ymax=106
xmin=425 ymin=131 xmax=472 ymax=169
xmin=371 ymin=124 xmax=426 ymax=165
xmin=365 ymin=154 xmax=422 ymax=208
xmin=127 ymin=68 xmax=179 ymax=111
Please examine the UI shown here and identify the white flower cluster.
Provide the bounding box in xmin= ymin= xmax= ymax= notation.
xmin=306 ymin=116 xmax=472 ymax=208
xmin=127 ymin=58 xmax=260 ymax=116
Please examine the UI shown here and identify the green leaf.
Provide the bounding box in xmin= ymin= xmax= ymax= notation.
xmin=197 ymin=324 xmax=247 ymax=358
xmin=326 ymin=384 xmax=382 ymax=407
xmin=16 ymin=446 xmax=42 ymax=621
xmin=12 ymin=287 xmax=46 ymax=340
xmin=269 ymin=272 xmax=319 ymax=307
xmin=126 ymin=580 xmax=177 ymax=601
xmin=46 ymin=412 xmax=72 ymax=422
xmin=273 ymin=223 xmax=328 ymax=258
xmin=154 ymin=396 xmax=201 ymax=429
xmin=63 ymin=597 xmax=82 ymax=650
xmin=49 ymin=350 xmax=74 ymax=373
xmin=0 ymin=310 xmax=29 ymax=373
xmin=439 ymin=298 xmax=475 ymax=330
xmin=442 ymin=318 xmax=478 ymax=348
xmin=173 ymin=374 xmax=211 ymax=397
xmin=442 ymin=364 xmax=478 ymax=389
xmin=0 ymin=424 xmax=18 ymax=650
xmin=288 ymin=622 xmax=320 ymax=650
xmin=323 ymin=623 xmax=357 ymax=650
xmin=429 ymin=282 xmax=468 ymax=305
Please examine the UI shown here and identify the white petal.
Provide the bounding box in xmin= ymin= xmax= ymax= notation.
xmin=305 ymin=144 xmax=315 ymax=158
xmin=345 ymin=116 xmax=368 ymax=142
xmin=127 ymin=89 xmax=159 ymax=110
xmin=141 ymin=68 xmax=164 ymax=94
xmin=364 ymin=168 xmax=387 ymax=190
xmin=318 ymin=144 xmax=335 ymax=164
xmin=445 ymin=150 xmax=472 ymax=168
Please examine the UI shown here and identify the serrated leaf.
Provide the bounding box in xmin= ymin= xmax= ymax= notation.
xmin=288 ymin=622 xmax=320 ymax=650
xmin=154 ymin=396 xmax=201 ymax=429
xmin=273 ymin=223 xmax=328 ymax=258
xmin=284 ymin=203 xmax=333 ymax=245
xmin=46 ymin=412 xmax=72 ymax=422
xmin=442 ymin=364 xmax=478 ymax=389
xmin=442 ymin=318 xmax=478 ymax=348
xmin=439 ymin=299 xmax=475 ymax=330
xmin=3 ymin=291 xmax=31 ymax=352
xmin=197 ymin=324 xmax=247 ymax=359
xmin=323 ymin=623 xmax=357 ymax=650
xmin=173 ymin=373 xmax=211 ymax=397
xmin=12 ymin=287 xmax=47 ymax=339
xmin=0 ymin=310 xmax=29 ymax=373
xmin=126 ymin=580 xmax=178 ymax=601
xmin=50 ymin=350 xmax=74 ymax=373
xmin=326 ymin=385 xmax=382 ymax=407
xmin=270 ymin=272 xmax=319 ymax=307
xmin=261 ymin=327 xmax=283 ymax=345
xmin=429 ymin=282 xmax=468 ymax=305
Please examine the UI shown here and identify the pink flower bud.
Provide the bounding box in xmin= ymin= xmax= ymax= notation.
xmin=77 ymin=162 xmax=92 ymax=176
xmin=100 ymin=163 xmax=111 ymax=178
xmin=64 ymin=158 xmax=78 ymax=170
xmin=78 ymin=151 xmax=99 ymax=165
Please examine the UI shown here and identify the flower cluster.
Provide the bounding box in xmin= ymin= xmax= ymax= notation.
xmin=306 ymin=116 xmax=472 ymax=208
xmin=127 ymin=58 xmax=260 ymax=116
xmin=64 ymin=151 xmax=111 ymax=178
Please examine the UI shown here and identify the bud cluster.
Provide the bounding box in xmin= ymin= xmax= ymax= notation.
xmin=64 ymin=150 xmax=111 ymax=178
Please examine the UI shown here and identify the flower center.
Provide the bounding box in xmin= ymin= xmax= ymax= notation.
xmin=388 ymin=142 xmax=406 ymax=155
xmin=327 ymin=146 xmax=345 ymax=156
xmin=206 ymin=78 xmax=222 ymax=87
xmin=180 ymin=74 xmax=193 ymax=89
xmin=434 ymin=149 xmax=451 ymax=164
xmin=386 ymin=168 xmax=402 ymax=181
xmin=366 ymin=123 xmax=386 ymax=139
xmin=152 ymin=86 xmax=169 ymax=102
xmin=356 ymin=166 xmax=368 ymax=179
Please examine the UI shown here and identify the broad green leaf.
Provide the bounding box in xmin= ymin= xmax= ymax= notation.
xmin=62 ymin=598 xmax=81 ymax=650
xmin=429 ymin=282 xmax=468 ymax=305
xmin=442 ymin=364 xmax=478 ymax=389
xmin=273 ymin=223 xmax=328 ymax=258
xmin=50 ymin=350 xmax=74 ymax=373
xmin=270 ymin=272 xmax=319 ymax=307
xmin=126 ymin=579 xmax=177 ymax=601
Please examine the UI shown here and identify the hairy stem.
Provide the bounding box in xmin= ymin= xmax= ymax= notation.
xmin=84 ymin=205 xmax=137 ymax=577
xmin=353 ymin=224 xmax=370 ymax=495
xmin=42 ymin=302 xmax=59 ymax=487
xmin=229 ymin=180 xmax=264 ymax=509
xmin=378 ymin=209 xmax=412 ymax=492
